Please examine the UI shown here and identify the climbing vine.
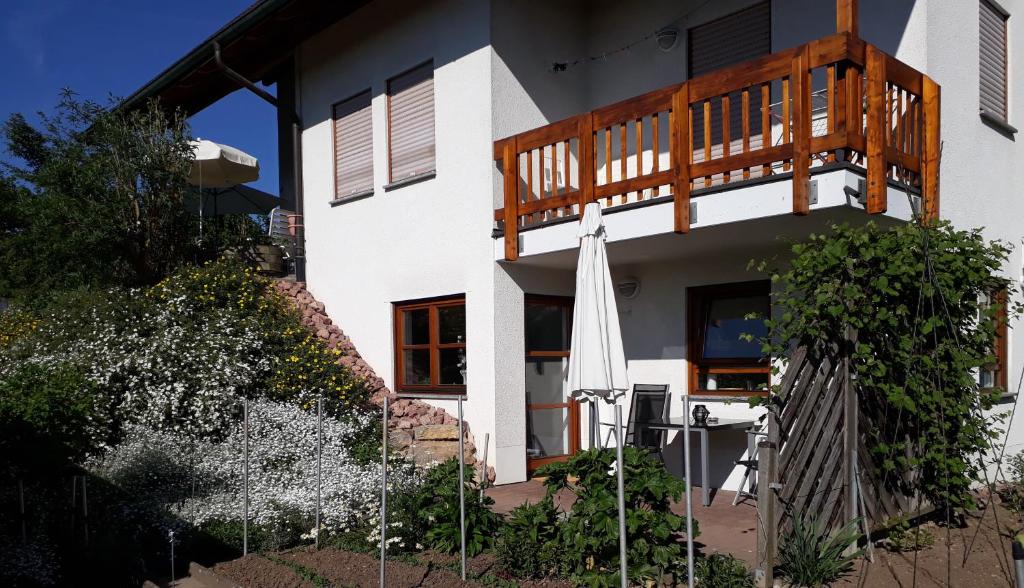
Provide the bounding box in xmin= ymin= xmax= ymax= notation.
xmin=754 ymin=221 xmax=1019 ymax=512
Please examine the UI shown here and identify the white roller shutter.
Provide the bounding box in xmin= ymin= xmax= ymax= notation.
xmin=688 ymin=2 xmax=771 ymax=150
xmin=333 ymin=90 xmax=373 ymax=198
xmin=388 ymin=61 xmax=436 ymax=182
xmin=980 ymin=0 xmax=1009 ymax=121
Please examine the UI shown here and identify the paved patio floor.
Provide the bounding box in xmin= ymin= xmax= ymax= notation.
xmin=485 ymin=479 xmax=758 ymax=565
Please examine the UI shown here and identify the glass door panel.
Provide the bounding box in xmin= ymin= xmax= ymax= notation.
xmin=526 ymin=408 xmax=570 ymax=459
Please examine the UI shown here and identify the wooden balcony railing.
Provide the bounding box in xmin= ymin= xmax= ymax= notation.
xmin=493 ymin=33 xmax=940 ymax=261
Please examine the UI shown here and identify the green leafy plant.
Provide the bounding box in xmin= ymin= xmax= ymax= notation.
xmin=495 ymin=496 xmax=561 ymax=578
xmin=694 ymin=553 xmax=754 ymax=588
xmin=882 ymin=517 xmax=935 ymax=552
xmin=381 ymin=458 xmax=501 ymax=557
xmin=997 ymin=451 xmax=1024 ymax=515
xmin=0 ymin=363 xmax=109 ymax=478
xmin=777 ymin=514 xmax=862 ymax=587
xmin=753 ymin=221 xmax=1019 ymax=513
xmin=539 ymin=447 xmax=695 ymax=587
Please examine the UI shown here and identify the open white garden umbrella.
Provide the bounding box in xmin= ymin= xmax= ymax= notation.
xmin=188 ymin=139 xmax=260 ymax=188
xmin=188 ymin=139 xmax=260 ymax=237
xmin=566 ymin=202 xmax=629 ymax=588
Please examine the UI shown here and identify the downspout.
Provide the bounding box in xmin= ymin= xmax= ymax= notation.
xmin=213 ymin=42 xmax=307 ymax=282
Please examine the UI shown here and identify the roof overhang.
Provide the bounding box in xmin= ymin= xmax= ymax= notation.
xmin=120 ymin=0 xmax=371 ymax=115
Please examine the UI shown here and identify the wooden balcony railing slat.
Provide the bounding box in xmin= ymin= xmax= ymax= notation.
xmin=761 ymin=82 xmax=771 ymax=176
xmin=619 ymin=122 xmax=627 ymax=205
xmin=722 ymin=94 xmax=732 ymax=183
xmin=922 ymin=76 xmax=940 ymax=221
xmin=792 ymin=46 xmax=811 ymax=215
xmin=671 ymin=84 xmax=691 ymax=233
xmin=502 ymin=140 xmax=519 ymax=261
xmin=579 ymin=113 xmax=595 ymax=209
xmin=492 ymin=35 xmax=938 ymax=261
xmin=866 ymin=44 xmax=888 ymax=214
xmin=742 ymin=88 xmax=751 ymax=179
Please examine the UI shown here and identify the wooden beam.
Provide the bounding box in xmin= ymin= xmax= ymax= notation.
xmin=791 ymin=46 xmax=811 ymax=215
xmin=671 ymin=84 xmax=691 ymax=233
xmin=865 ymin=45 xmax=887 ymax=214
xmin=502 ymin=141 xmax=519 ymax=261
xmin=922 ymin=76 xmax=941 ymax=222
xmin=578 ymin=113 xmax=595 ymax=208
xmin=837 ymin=0 xmax=858 ymax=37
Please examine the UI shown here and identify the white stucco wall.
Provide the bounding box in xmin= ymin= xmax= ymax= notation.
xmin=296 ymin=0 xmax=498 ymax=473
xmin=295 ymin=0 xmax=1024 ymax=486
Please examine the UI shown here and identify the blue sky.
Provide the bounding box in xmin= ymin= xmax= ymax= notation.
xmin=0 ymin=0 xmax=279 ymax=194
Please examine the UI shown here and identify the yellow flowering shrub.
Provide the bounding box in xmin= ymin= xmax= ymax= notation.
xmin=0 ymin=308 xmax=39 ymax=349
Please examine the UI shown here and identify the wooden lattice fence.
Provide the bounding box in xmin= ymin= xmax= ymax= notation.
xmin=756 ymin=338 xmax=927 ymax=584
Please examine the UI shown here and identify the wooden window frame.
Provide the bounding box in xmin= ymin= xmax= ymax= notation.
xmin=687 ymin=280 xmax=771 ymax=397
xmin=386 ymin=60 xmax=436 ymax=185
xmin=983 ymin=288 xmax=1010 ymax=392
xmin=393 ymin=295 xmax=466 ymax=395
xmin=525 ymin=295 xmax=580 ymax=472
xmin=331 ymin=89 xmax=374 ymax=202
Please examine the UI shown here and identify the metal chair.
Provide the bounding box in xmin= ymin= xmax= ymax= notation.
xmin=601 ymin=384 xmax=670 ymax=460
xmin=732 ymin=426 xmax=767 ymax=505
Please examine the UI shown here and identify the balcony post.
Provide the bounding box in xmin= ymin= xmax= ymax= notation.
xmin=791 ymin=46 xmax=811 ymax=216
xmin=578 ymin=113 xmax=595 ymax=209
xmin=502 ymin=140 xmax=520 ymax=261
xmin=671 ymin=83 xmax=691 ymax=233
xmin=921 ymin=76 xmax=941 ymax=222
xmin=865 ymin=45 xmax=887 ymax=214
xmin=836 ymin=0 xmax=859 ymax=38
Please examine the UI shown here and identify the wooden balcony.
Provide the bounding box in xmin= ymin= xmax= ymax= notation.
xmin=493 ymin=33 xmax=939 ymax=261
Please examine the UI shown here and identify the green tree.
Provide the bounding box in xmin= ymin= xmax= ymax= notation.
xmin=0 ymin=91 xmax=195 ymax=302
xmin=755 ymin=221 xmax=1018 ymax=512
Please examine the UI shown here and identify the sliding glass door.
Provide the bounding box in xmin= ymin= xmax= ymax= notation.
xmin=525 ymin=296 xmax=579 ymax=472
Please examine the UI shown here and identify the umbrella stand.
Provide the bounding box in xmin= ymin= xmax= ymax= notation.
xmin=614 ymin=404 xmax=628 ymax=588
xmin=682 ymin=394 xmax=695 ymax=588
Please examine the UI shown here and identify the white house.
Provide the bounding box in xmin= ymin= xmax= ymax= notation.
xmin=125 ymin=0 xmax=1024 ymax=490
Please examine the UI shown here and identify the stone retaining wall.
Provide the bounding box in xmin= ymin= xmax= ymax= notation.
xmin=273 ymin=279 xmax=494 ymax=482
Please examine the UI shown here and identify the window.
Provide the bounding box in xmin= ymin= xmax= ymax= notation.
xmin=394 ymin=296 xmax=465 ymax=393
xmin=387 ymin=61 xmax=435 ymax=183
xmin=688 ymin=2 xmax=771 ymax=149
xmin=688 ymin=281 xmax=770 ymax=396
xmin=980 ymin=0 xmax=1010 ymax=124
xmin=525 ymin=296 xmax=579 ymax=471
xmin=332 ymin=90 xmax=374 ymax=200
xmin=980 ymin=289 xmax=1009 ymax=391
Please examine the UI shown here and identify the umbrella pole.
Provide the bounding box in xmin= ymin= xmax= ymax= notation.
xmin=683 ymin=395 xmax=694 ymax=588
xmin=614 ymin=405 xmax=628 ymax=588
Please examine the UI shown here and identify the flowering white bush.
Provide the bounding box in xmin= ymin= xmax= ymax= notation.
xmin=91 ymin=400 xmax=396 ymax=534
xmin=4 ymin=289 xmax=274 ymax=438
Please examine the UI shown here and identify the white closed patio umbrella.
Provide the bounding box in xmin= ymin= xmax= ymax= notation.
xmin=566 ymin=202 xmax=629 ymax=588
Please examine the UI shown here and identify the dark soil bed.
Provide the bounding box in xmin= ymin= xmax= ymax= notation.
xmin=838 ymin=494 xmax=1022 ymax=587
xmin=213 ymin=554 xmax=313 ymax=588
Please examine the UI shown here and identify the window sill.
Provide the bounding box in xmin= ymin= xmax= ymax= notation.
xmin=690 ymin=390 xmax=769 ymax=398
xmin=330 ymin=189 xmax=374 ymax=206
xmin=980 ymin=110 xmax=1018 ymax=137
xmin=384 ymin=170 xmax=436 ymax=191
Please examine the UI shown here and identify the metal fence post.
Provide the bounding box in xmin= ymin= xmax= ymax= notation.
xmin=479 ymin=433 xmax=490 ymax=503
xmin=243 ymin=398 xmax=249 ymax=556
xmin=683 ymin=395 xmax=695 ymax=588
xmin=18 ymin=479 xmax=26 ymax=544
xmin=614 ymin=405 xmax=628 ymax=588
xmin=457 ymin=396 xmax=467 ymax=581
xmin=82 ymin=476 xmax=88 ymax=546
xmin=316 ymin=395 xmax=322 ymax=550
xmin=380 ymin=395 xmax=389 ymax=587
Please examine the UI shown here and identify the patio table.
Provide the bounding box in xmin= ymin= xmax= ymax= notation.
xmin=645 ymin=417 xmax=755 ymax=506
